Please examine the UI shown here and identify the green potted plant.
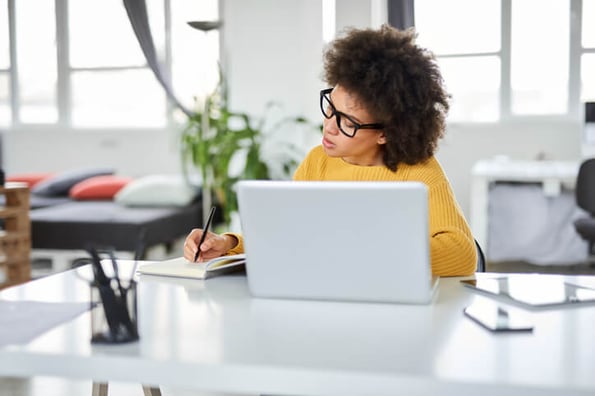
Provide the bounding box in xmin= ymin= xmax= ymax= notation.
xmin=181 ymin=71 xmax=315 ymax=228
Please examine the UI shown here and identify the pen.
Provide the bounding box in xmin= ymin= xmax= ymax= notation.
xmin=129 ymin=228 xmax=146 ymax=280
xmin=194 ymin=206 xmax=216 ymax=262
xmin=88 ymin=247 xmax=121 ymax=339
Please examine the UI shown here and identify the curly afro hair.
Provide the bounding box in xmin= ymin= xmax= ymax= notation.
xmin=323 ymin=25 xmax=450 ymax=171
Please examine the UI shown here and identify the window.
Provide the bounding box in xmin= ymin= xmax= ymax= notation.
xmin=414 ymin=0 xmax=590 ymax=122
xmin=510 ymin=0 xmax=569 ymax=115
xmin=1 ymin=0 xmax=219 ymax=129
xmin=170 ymin=1 xmax=220 ymax=109
xmin=0 ymin=0 xmax=9 ymax=126
xmin=582 ymin=0 xmax=595 ymax=101
xmin=415 ymin=0 xmax=501 ymax=122
xmin=68 ymin=1 xmax=162 ymax=127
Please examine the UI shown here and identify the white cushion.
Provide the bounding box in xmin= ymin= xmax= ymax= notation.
xmin=114 ymin=174 xmax=199 ymax=207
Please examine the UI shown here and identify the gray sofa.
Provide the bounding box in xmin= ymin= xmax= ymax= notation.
xmin=4 ymin=169 xmax=204 ymax=272
xmin=29 ymin=197 xmax=202 ymax=255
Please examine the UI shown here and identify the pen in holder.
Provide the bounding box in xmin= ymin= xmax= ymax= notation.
xmin=87 ymin=247 xmax=139 ymax=344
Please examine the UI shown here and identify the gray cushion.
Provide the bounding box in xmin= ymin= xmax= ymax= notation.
xmin=31 ymin=168 xmax=114 ymax=197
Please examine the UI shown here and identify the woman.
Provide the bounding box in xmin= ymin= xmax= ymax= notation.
xmin=184 ymin=25 xmax=477 ymax=276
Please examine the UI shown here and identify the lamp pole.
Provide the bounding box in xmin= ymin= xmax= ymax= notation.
xmin=188 ymin=20 xmax=222 ymax=226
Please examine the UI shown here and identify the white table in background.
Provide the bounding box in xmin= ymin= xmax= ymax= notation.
xmin=470 ymin=158 xmax=580 ymax=249
xmin=0 ymin=264 xmax=595 ymax=396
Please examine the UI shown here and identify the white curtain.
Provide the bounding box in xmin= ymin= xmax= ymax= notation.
xmin=488 ymin=184 xmax=588 ymax=265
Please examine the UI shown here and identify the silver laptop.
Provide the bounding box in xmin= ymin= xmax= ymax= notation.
xmin=236 ymin=180 xmax=437 ymax=304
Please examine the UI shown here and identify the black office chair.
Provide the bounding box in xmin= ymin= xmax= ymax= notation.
xmin=574 ymin=158 xmax=595 ymax=260
xmin=475 ymin=239 xmax=486 ymax=272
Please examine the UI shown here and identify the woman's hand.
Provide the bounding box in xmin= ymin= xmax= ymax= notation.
xmin=183 ymin=228 xmax=237 ymax=262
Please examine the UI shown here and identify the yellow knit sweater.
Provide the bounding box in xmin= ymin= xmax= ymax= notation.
xmin=227 ymin=145 xmax=477 ymax=276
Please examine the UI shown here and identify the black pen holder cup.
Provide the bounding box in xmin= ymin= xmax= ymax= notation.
xmin=90 ymin=280 xmax=139 ymax=344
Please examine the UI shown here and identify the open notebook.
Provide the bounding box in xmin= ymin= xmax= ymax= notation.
xmin=137 ymin=254 xmax=246 ymax=280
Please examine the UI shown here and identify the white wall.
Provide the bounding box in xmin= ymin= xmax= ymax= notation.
xmin=223 ymin=0 xmax=323 ymax=122
xmin=1 ymin=0 xmax=584 ymax=219
xmin=3 ymin=128 xmax=183 ymax=178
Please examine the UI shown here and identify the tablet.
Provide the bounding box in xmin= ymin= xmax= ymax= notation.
xmin=461 ymin=274 xmax=595 ymax=309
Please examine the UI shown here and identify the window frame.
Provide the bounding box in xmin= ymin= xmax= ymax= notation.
xmin=3 ymin=0 xmax=190 ymax=132
xmin=416 ymin=0 xmax=587 ymax=124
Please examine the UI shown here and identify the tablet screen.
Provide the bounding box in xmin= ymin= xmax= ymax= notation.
xmin=461 ymin=275 xmax=595 ymax=308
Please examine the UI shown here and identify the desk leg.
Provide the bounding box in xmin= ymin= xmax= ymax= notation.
xmin=92 ymin=382 xmax=108 ymax=396
xmin=142 ymin=385 xmax=162 ymax=396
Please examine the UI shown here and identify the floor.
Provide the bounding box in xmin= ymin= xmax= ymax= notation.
xmin=2 ymin=257 xmax=594 ymax=396
xmin=486 ymin=259 xmax=595 ymax=275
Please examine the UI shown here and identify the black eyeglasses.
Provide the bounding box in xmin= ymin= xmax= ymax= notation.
xmin=319 ymin=88 xmax=384 ymax=138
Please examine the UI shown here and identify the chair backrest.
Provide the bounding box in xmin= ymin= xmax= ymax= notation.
xmin=475 ymin=239 xmax=486 ymax=272
xmin=576 ymin=158 xmax=595 ymax=215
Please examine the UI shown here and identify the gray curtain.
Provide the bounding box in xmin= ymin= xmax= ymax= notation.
xmin=122 ymin=0 xmax=194 ymax=117
xmin=388 ymin=0 xmax=415 ymax=29
xmin=587 ymin=102 xmax=595 ymax=123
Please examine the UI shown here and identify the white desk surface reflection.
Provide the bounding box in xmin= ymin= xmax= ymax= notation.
xmin=0 ymin=265 xmax=595 ymax=396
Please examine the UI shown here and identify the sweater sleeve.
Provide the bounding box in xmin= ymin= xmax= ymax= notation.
xmin=430 ymin=227 xmax=477 ymax=276
xmin=428 ymin=181 xmax=477 ymax=276
xmin=222 ymin=232 xmax=245 ymax=255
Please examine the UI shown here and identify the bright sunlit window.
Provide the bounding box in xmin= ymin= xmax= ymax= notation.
xmin=322 ymin=0 xmax=337 ymax=44
xmin=415 ymin=0 xmax=590 ymax=122
xmin=2 ymin=0 xmax=219 ymax=129
xmin=582 ymin=0 xmax=595 ymax=101
xmin=0 ymin=0 xmax=9 ymax=127
xmin=415 ymin=0 xmax=501 ymax=122
xmin=510 ymin=0 xmax=569 ymax=115
xmin=15 ymin=0 xmax=58 ymax=123
xmin=69 ymin=0 xmax=163 ymax=127
xmin=583 ymin=0 xmax=595 ymax=48
xmin=415 ymin=0 xmax=501 ymax=55
xmin=171 ymin=1 xmax=220 ymax=107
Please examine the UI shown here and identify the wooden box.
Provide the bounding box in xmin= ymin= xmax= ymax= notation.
xmin=0 ymin=182 xmax=31 ymax=288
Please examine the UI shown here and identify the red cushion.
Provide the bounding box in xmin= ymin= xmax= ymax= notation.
xmin=69 ymin=175 xmax=133 ymax=200
xmin=6 ymin=173 xmax=55 ymax=188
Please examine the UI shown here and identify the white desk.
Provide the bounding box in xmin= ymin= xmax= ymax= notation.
xmin=1 ymin=266 xmax=595 ymax=396
xmin=470 ymin=158 xmax=580 ymax=250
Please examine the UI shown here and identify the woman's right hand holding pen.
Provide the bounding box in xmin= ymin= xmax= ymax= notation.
xmin=183 ymin=229 xmax=237 ymax=262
